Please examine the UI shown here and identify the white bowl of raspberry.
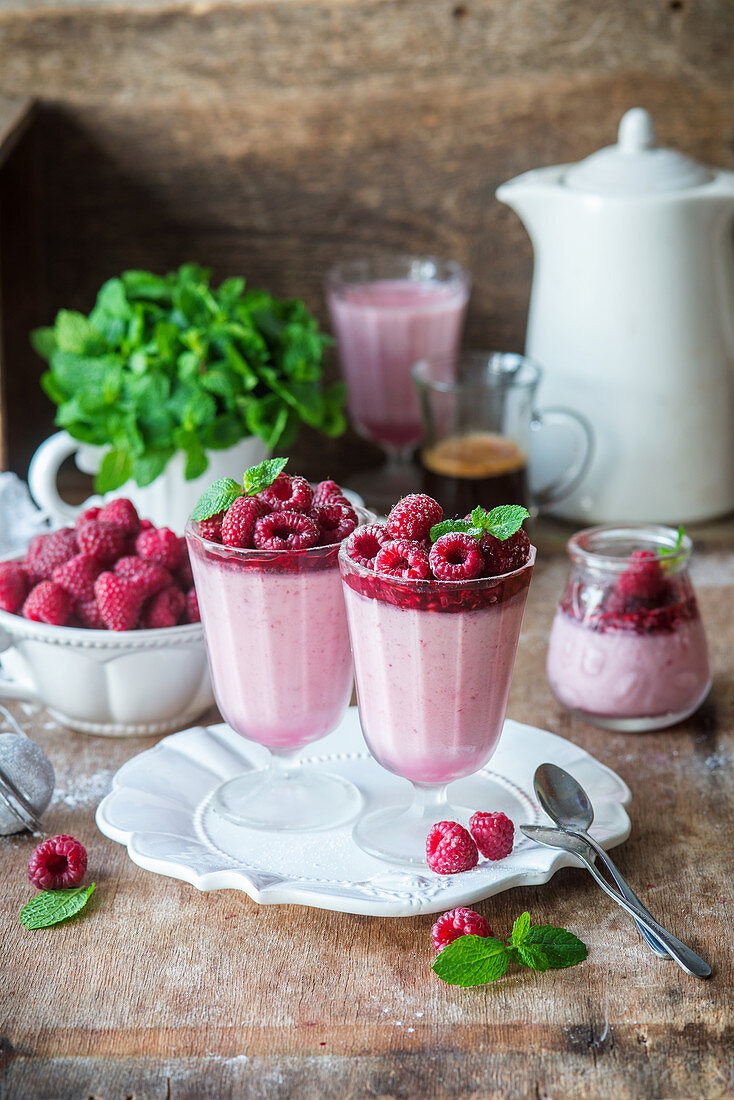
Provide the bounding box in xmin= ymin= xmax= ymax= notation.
xmin=0 ymin=498 xmax=214 ymax=737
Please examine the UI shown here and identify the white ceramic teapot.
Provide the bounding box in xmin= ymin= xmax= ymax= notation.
xmin=497 ymin=108 xmax=734 ymax=524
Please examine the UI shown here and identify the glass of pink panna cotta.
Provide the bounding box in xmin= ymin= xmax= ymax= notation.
xmin=339 ymin=535 xmax=535 ymax=866
xmin=186 ymin=505 xmax=372 ymax=831
xmin=547 ymin=525 xmax=711 ymax=732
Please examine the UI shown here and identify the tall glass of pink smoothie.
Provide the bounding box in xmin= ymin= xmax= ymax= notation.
xmin=326 ymin=257 xmax=470 ymax=511
xmin=187 ymin=511 xmax=370 ymax=831
xmin=339 ymin=540 xmax=535 ymax=865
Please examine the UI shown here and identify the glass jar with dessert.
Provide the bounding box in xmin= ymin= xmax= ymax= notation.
xmin=546 ymin=525 xmax=711 ymax=732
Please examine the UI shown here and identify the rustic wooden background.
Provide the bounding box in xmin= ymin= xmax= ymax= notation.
xmin=0 ymin=0 xmax=733 ymax=475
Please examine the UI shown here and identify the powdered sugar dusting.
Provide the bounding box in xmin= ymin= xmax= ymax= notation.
xmin=53 ymin=769 xmax=114 ymax=809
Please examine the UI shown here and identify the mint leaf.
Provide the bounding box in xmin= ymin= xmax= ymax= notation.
xmin=20 ymin=884 xmax=95 ymax=930
xmin=432 ymin=935 xmax=511 ymax=987
xmin=429 ymin=518 xmax=474 ymax=542
xmin=510 ymin=910 xmax=531 ymax=946
xmin=660 ymin=525 xmax=685 ymax=558
xmin=96 ymin=447 xmax=132 ymax=493
xmin=191 ymin=477 xmax=242 ymax=522
xmin=471 ymin=505 xmax=530 ymax=541
xmin=242 ymin=457 xmax=288 ymax=495
xmin=521 ymin=925 xmax=588 ymax=969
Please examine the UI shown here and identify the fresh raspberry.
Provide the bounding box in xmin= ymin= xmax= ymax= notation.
xmin=344 ymin=524 xmax=392 ymax=569
xmin=469 ymin=811 xmax=514 ymax=861
xmin=259 ymin=473 xmax=313 ymax=513
xmin=614 ymin=549 xmax=667 ymax=604
xmin=386 ymin=494 xmax=442 ymax=542
xmin=76 ymin=506 xmax=101 ymax=525
xmin=480 ymin=529 xmax=531 ymax=577
xmin=312 ymin=479 xmax=343 ymax=507
xmin=426 ymin=821 xmax=478 ymax=874
xmin=221 ymin=497 xmax=266 ymax=549
xmin=94 ymin=572 xmax=145 ymax=631
xmin=25 ymin=528 xmax=78 ymax=582
xmin=431 ymin=907 xmax=493 ymax=953
xmin=135 ymin=527 xmax=182 ymax=570
xmin=98 ymin=498 xmax=141 ymax=537
xmin=77 ymin=519 xmax=126 ymax=564
xmin=22 ymin=581 xmax=73 ymax=626
xmin=76 ymin=598 xmax=106 ymax=630
xmin=197 ymin=513 xmax=224 ymax=542
xmin=310 ymin=502 xmax=359 ymax=545
xmin=139 ymin=519 xmax=154 ymax=532
xmin=0 ymin=561 xmax=29 ymax=613
xmin=114 ymin=556 xmax=172 ymax=598
xmin=52 ymin=553 xmax=102 ymax=602
xmin=253 ymin=511 xmax=320 ymax=551
xmin=429 ymin=533 xmax=484 ymax=581
xmin=374 ymin=539 xmax=431 ymax=580
xmin=140 ymin=585 xmax=186 ymax=629
xmin=27 ymin=834 xmax=87 ymax=890
xmin=186 ymin=587 xmax=200 ymax=623
xmin=176 ymin=540 xmax=194 ymax=588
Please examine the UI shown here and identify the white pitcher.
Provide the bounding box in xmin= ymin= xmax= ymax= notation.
xmin=497 ymin=108 xmax=734 ymax=524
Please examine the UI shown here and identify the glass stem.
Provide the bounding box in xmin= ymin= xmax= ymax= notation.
xmin=408 ymin=782 xmax=449 ymax=824
xmin=267 ymin=747 xmax=302 ymax=783
xmin=383 ymin=444 xmax=414 ymax=474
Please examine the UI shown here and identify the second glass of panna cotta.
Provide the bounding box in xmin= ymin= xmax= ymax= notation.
xmin=546 ymin=525 xmax=711 ymax=732
xmin=187 ymin=476 xmax=372 ymax=832
xmin=339 ymin=503 xmax=535 ymax=866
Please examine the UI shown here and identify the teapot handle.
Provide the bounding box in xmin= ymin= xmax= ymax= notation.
xmin=28 ymin=431 xmax=99 ymax=526
xmin=530 ymin=406 xmax=594 ymax=512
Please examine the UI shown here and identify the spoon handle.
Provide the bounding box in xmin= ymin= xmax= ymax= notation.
xmin=575 ymin=850 xmax=711 ymax=979
xmin=572 ymin=832 xmax=670 ymax=959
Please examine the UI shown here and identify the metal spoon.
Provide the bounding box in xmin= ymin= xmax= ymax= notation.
xmin=520 ymin=824 xmax=711 ymax=979
xmin=534 ymin=762 xmax=669 ymax=959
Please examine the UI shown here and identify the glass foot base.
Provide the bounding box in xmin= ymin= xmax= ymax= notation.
xmin=212 ymin=769 xmax=362 ymax=831
xmin=353 ymin=799 xmax=471 ymax=867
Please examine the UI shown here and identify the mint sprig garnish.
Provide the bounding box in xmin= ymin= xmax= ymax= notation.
xmin=191 ymin=457 xmax=288 ymax=522
xmin=20 ymin=883 xmax=96 ymax=930
xmin=430 ymin=504 xmax=530 ymax=544
xmin=242 ymin=457 xmax=288 ymax=496
xmin=432 ymin=912 xmax=587 ymax=986
xmin=659 ymin=525 xmax=685 ymax=558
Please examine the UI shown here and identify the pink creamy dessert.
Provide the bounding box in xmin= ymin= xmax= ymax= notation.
xmin=547 ymin=526 xmax=711 ymax=730
xmin=328 ymin=277 xmax=469 ymax=450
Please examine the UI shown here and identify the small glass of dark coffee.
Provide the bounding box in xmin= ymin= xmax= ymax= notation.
xmin=412 ymin=352 xmax=591 ymax=517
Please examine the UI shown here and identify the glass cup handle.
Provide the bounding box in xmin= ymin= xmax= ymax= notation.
xmin=530 ymin=406 xmax=594 ymax=511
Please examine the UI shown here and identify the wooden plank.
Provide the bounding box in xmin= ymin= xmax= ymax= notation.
xmin=0 ymin=531 xmax=732 ymax=1098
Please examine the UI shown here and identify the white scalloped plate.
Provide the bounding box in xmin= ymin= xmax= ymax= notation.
xmin=96 ymin=710 xmax=631 ymax=916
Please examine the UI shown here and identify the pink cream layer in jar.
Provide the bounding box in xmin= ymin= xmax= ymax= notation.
xmin=546 ymin=525 xmax=711 ymax=732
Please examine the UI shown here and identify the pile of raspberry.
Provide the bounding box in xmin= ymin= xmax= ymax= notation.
xmin=344 ymin=493 xmax=531 ymax=582
xmin=194 ymin=475 xmax=359 ymax=551
xmin=0 ymin=498 xmax=200 ymax=631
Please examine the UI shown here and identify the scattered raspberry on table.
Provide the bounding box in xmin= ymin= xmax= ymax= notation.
xmin=27 ymin=835 xmax=87 ymax=890
xmin=431 ymin=907 xmax=493 ymax=953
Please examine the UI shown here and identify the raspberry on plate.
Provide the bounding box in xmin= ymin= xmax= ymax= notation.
xmin=429 ymin=532 xmax=484 ymax=581
xmin=480 ymin=529 xmax=531 ymax=577
xmin=98 ymin=498 xmax=141 ymax=537
xmin=0 ymin=561 xmax=29 ymax=613
xmin=94 ymin=572 xmax=145 ymax=631
xmin=253 ymin=511 xmax=320 ymax=551
xmin=374 ymin=539 xmax=431 ymax=580
xmin=77 ymin=519 xmax=127 ymax=565
xmin=141 ymin=585 xmax=186 ymax=629
xmin=344 ymin=524 xmax=391 ymax=569
xmin=310 ymin=502 xmax=358 ymax=546
xmin=469 ymin=811 xmax=514 ymax=861
xmin=259 ymin=473 xmax=313 ymax=514
xmin=386 ymin=494 xmax=442 ymax=542
xmin=22 ymin=581 xmax=73 ymax=626
xmin=221 ymin=496 xmax=266 ymax=549
xmin=426 ymin=821 xmax=478 ymax=874
xmin=135 ymin=527 xmax=182 ymax=571
xmin=431 ymin=907 xmax=493 ymax=954
xmin=52 ymin=553 xmax=102 ymax=603
xmin=28 ymin=834 xmax=87 ymax=890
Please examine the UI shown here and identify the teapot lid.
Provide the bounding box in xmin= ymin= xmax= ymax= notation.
xmin=564 ymin=108 xmax=713 ymax=194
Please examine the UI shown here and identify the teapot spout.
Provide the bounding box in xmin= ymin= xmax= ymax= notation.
xmin=495 ymin=167 xmax=564 ymax=237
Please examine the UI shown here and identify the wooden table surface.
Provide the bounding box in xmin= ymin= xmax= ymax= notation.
xmin=1 ymin=524 xmax=732 ymax=1100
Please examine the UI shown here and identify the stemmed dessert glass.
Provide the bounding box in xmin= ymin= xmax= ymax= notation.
xmin=187 ymin=509 xmax=372 ymax=831
xmin=339 ymin=543 xmax=535 ymax=865
xmin=326 ymin=256 xmax=470 ymax=512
